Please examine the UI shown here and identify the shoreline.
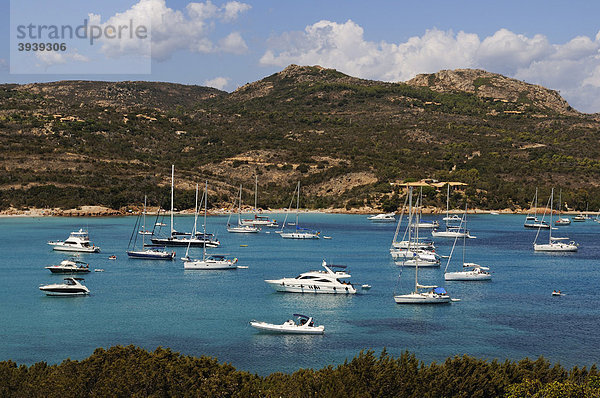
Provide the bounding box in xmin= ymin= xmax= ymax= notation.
xmin=0 ymin=205 xmax=595 ymax=218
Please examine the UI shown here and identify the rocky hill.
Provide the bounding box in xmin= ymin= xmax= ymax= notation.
xmin=407 ymin=69 xmax=575 ymax=115
xmin=1 ymin=66 xmax=599 ymax=213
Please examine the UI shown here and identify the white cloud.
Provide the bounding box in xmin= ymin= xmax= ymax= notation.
xmin=261 ymin=20 xmax=600 ymax=113
xmin=35 ymin=50 xmax=90 ymax=69
xmin=222 ymin=1 xmax=251 ymax=22
xmin=92 ymin=0 xmax=250 ymax=61
xmin=204 ymin=76 xmax=229 ymax=90
xmin=218 ymin=31 xmax=248 ymax=54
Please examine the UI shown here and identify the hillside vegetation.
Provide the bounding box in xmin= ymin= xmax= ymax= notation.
xmin=1 ymin=65 xmax=600 ymax=212
xmin=1 ymin=346 xmax=599 ymax=397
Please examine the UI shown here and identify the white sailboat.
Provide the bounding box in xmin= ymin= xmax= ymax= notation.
xmin=183 ymin=182 xmax=239 ymax=269
xmin=392 ymin=192 xmax=440 ymax=267
xmin=554 ymin=189 xmax=571 ymax=225
xmin=394 ymin=189 xmax=452 ymax=304
xmin=240 ymin=176 xmax=278 ymax=227
xmin=533 ymin=188 xmax=578 ymax=252
xmin=227 ymin=185 xmax=260 ymax=233
xmin=127 ymin=195 xmax=175 ymax=260
xmin=151 ymin=166 xmax=220 ymax=247
xmin=524 ymin=188 xmax=550 ymax=229
xmin=432 ymin=184 xmax=475 ymax=238
xmin=444 ymin=205 xmax=492 ymax=281
xmin=279 ymin=181 xmax=320 ymax=239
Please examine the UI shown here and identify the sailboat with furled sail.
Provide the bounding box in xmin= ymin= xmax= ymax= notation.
xmin=151 ymin=165 xmax=220 ymax=247
xmin=279 ymin=181 xmax=320 ymax=239
xmin=183 ymin=182 xmax=239 ymax=270
xmin=533 ymin=188 xmax=578 ymax=252
xmin=394 ymin=187 xmax=452 ymax=304
xmin=227 ymin=185 xmax=260 ymax=233
xmin=240 ymin=175 xmax=278 ymax=227
xmin=127 ymin=195 xmax=175 ymax=260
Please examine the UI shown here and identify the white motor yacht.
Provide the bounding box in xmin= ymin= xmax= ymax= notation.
xmin=367 ymin=213 xmax=396 ymax=222
xmin=39 ymin=277 xmax=90 ymax=296
xmin=45 ymin=259 xmax=90 ymax=273
xmin=250 ymin=314 xmax=324 ymax=335
xmin=48 ymin=229 xmax=101 ymax=253
xmin=240 ymin=215 xmax=278 ymax=227
xmin=265 ymin=260 xmax=357 ymax=294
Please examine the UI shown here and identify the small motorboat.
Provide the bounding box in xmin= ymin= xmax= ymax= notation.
xmin=39 ymin=277 xmax=90 ymax=296
xmin=108 ymin=255 xmax=117 ymax=260
xmin=250 ymin=314 xmax=324 ymax=335
xmin=45 ymin=259 xmax=90 ymax=274
xmin=552 ymin=290 xmax=565 ymax=296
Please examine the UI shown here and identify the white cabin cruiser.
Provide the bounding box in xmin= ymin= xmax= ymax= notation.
xmin=250 ymin=314 xmax=324 ymax=335
xmin=45 ymin=259 xmax=90 ymax=273
xmin=367 ymin=213 xmax=396 ymax=222
xmin=39 ymin=277 xmax=90 ymax=296
xmin=48 ymin=229 xmax=101 ymax=253
xmin=265 ymin=260 xmax=357 ymax=294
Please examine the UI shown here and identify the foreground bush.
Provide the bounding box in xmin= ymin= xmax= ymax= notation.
xmin=0 ymin=346 xmax=597 ymax=397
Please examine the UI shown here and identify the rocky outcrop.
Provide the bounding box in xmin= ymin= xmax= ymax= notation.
xmin=407 ymin=69 xmax=576 ymax=115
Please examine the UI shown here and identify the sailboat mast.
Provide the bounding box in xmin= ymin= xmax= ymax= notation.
xmin=446 ymin=183 xmax=450 ymax=221
xmin=238 ymin=184 xmax=243 ymax=225
xmin=170 ymin=165 xmax=174 ymax=235
xmin=549 ymin=188 xmax=554 ymax=244
xmin=414 ymin=190 xmax=420 ymax=293
xmin=254 ymin=175 xmax=258 ymax=213
xmin=534 ymin=187 xmax=538 ymax=219
xmin=296 ymin=181 xmax=300 ymax=226
xmin=192 ymin=184 xmax=199 ymax=236
xmin=462 ymin=204 xmax=467 ymax=266
xmin=203 ymin=181 xmax=208 ymax=260
xmin=142 ymin=195 xmax=147 ymax=248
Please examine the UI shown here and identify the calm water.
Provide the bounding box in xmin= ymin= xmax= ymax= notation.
xmin=1 ymin=213 xmax=599 ymax=374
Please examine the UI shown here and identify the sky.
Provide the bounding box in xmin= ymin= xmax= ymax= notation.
xmin=3 ymin=0 xmax=600 ymax=112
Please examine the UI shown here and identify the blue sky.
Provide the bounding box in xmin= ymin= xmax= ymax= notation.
xmin=3 ymin=0 xmax=600 ymax=112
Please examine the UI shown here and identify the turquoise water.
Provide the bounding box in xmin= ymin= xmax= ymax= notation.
xmin=1 ymin=214 xmax=599 ymax=374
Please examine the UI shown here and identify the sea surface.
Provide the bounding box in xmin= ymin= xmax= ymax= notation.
xmin=1 ymin=213 xmax=599 ymax=375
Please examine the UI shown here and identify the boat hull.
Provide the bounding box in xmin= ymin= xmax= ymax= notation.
xmin=151 ymin=238 xmax=219 ymax=247
xmin=279 ymin=232 xmax=319 ymax=239
xmin=265 ymin=280 xmax=356 ymax=294
xmin=127 ymin=250 xmax=175 ymax=260
xmin=184 ymin=260 xmax=237 ymax=270
xmin=249 ymin=321 xmax=324 ymax=334
xmin=49 ymin=243 xmax=100 ymax=253
xmin=445 ymin=271 xmax=491 ymax=281
xmin=533 ymin=243 xmax=578 ymax=252
xmin=393 ymin=293 xmax=451 ymax=304
xmin=45 ymin=267 xmax=90 ymax=273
